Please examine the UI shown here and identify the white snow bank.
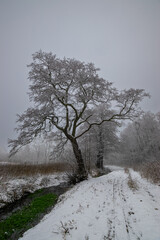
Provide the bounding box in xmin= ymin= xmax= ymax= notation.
xmin=0 ymin=173 xmax=67 ymax=208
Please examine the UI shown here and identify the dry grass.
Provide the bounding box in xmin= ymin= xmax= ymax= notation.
xmin=140 ymin=161 xmax=160 ymax=184
xmin=124 ymin=167 xmax=129 ymax=174
xmin=127 ymin=172 xmax=139 ymax=191
xmin=0 ymin=162 xmax=71 ymax=178
xmin=125 ymin=168 xmax=139 ymax=191
xmin=128 ymin=177 xmax=139 ymax=191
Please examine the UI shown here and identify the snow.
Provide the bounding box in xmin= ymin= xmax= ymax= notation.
xmin=0 ymin=162 xmax=19 ymax=165
xmin=0 ymin=173 xmax=67 ymax=208
xmin=104 ymin=165 xmax=124 ymax=171
xmin=19 ymin=169 xmax=160 ymax=240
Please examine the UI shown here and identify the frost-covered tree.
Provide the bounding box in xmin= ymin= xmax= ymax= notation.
xmin=9 ymin=50 xmax=149 ymax=181
xmin=94 ymin=106 xmax=119 ymax=169
xmin=120 ymin=112 xmax=160 ymax=165
xmin=79 ymin=105 xmax=119 ymax=170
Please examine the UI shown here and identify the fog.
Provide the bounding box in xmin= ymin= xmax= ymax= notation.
xmin=0 ymin=0 xmax=160 ymax=150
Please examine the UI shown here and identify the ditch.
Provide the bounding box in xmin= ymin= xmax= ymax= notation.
xmin=0 ymin=182 xmax=70 ymax=240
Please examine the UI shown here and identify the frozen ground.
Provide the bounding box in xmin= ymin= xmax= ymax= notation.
xmin=19 ymin=168 xmax=160 ymax=240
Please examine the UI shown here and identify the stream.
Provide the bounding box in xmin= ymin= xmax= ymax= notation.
xmin=0 ymin=181 xmax=70 ymax=222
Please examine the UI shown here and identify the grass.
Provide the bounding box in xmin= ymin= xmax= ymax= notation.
xmin=0 ymin=193 xmax=57 ymax=240
xmin=127 ymin=172 xmax=139 ymax=191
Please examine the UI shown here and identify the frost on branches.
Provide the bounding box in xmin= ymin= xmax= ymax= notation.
xmin=8 ymin=51 xmax=149 ymax=181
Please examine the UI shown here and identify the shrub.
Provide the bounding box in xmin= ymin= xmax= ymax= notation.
xmin=124 ymin=167 xmax=129 ymax=174
xmin=140 ymin=161 xmax=160 ymax=183
xmin=66 ymin=167 xmax=88 ymax=185
xmin=127 ymin=172 xmax=139 ymax=191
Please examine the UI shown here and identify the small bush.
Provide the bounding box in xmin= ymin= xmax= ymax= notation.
xmin=127 ymin=172 xmax=139 ymax=191
xmin=90 ymin=167 xmax=111 ymax=178
xmin=128 ymin=177 xmax=139 ymax=191
xmin=124 ymin=167 xmax=129 ymax=174
xmin=90 ymin=169 xmax=100 ymax=178
xmin=66 ymin=170 xmax=88 ymax=185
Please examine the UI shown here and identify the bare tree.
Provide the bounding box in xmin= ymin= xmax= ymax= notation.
xmin=8 ymin=50 xmax=149 ymax=181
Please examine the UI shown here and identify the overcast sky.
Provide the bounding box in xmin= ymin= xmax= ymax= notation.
xmin=0 ymin=0 xmax=160 ymax=150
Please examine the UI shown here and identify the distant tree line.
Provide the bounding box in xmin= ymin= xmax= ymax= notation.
xmin=120 ymin=112 xmax=160 ymax=166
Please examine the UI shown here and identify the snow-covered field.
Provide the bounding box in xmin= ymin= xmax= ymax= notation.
xmin=19 ymin=169 xmax=160 ymax=240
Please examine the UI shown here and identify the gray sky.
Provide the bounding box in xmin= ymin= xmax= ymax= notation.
xmin=0 ymin=0 xmax=160 ymax=150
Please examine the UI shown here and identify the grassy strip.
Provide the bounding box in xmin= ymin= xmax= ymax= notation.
xmin=0 ymin=193 xmax=57 ymax=240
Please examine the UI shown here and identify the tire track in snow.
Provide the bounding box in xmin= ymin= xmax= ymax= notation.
xmin=106 ymin=179 xmax=116 ymax=240
xmin=106 ymin=177 xmax=129 ymax=240
xmin=113 ymin=177 xmax=131 ymax=240
xmin=104 ymin=179 xmax=116 ymax=240
xmin=118 ymin=176 xmax=142 ymax=240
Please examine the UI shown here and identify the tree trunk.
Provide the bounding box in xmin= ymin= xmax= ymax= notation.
xmin=96 ymin=151 xmax=104 ymax=169
xmin=96 ymin=127 xmax=104 ymax=169
xmin=71 ymin=139 xmax=88 ymax=181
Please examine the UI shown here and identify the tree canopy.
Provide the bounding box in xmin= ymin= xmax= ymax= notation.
xmin=9 ymin=50 xmax=149 ymax=179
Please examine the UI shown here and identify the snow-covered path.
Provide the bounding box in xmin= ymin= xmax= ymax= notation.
xmin=19 ymin=169 xmax=160 ymax=240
